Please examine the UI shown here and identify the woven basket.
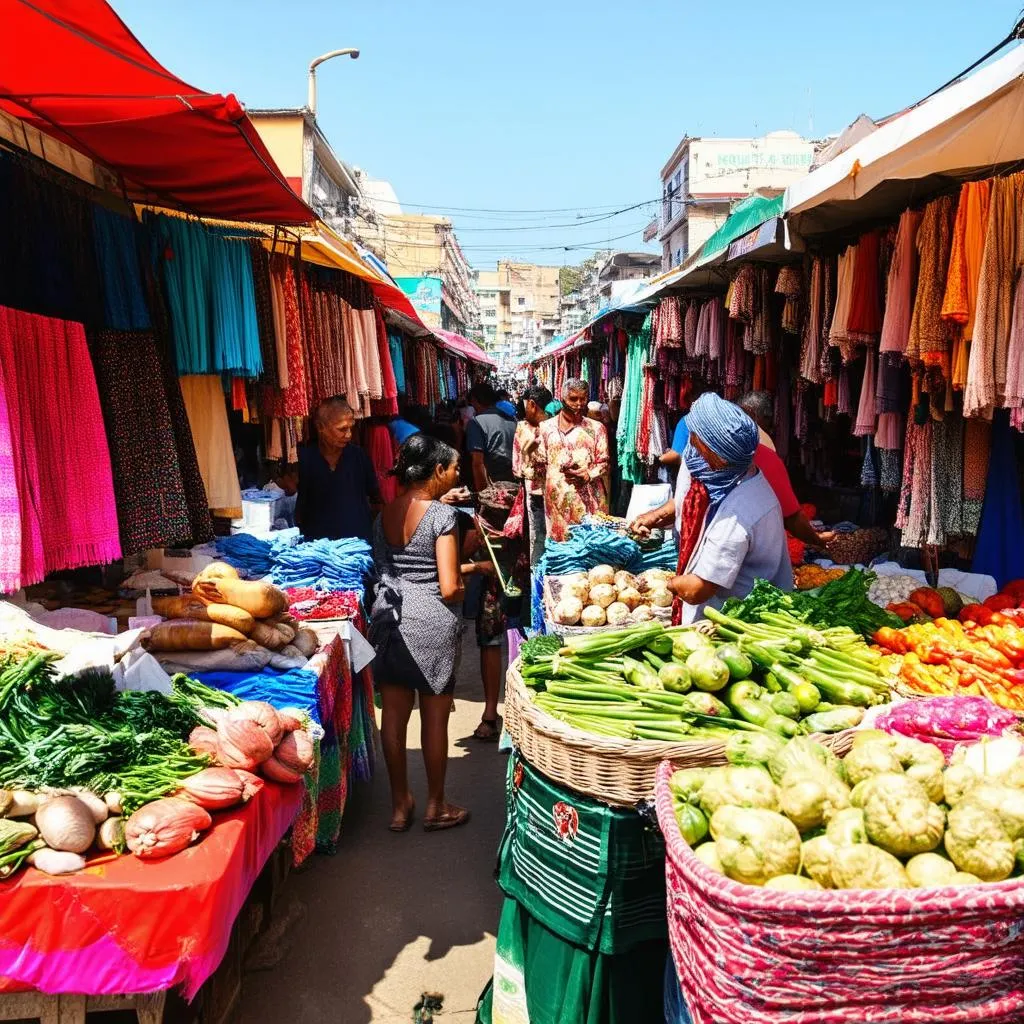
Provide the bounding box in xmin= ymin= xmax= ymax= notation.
xmin=654 ymin=759 xmax=1024 ymax=1024
xmin=505 ymin=659 xmax=855 ymax=808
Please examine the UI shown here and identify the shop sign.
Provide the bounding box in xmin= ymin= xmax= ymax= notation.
xmin=396 ymin=276 xmax=442 ymax=327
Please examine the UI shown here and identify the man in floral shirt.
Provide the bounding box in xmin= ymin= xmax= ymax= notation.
xmin=512 ymin=384 xmax=553 ymax=565
xmin=535 ymin=379 xmax=610 ymax=543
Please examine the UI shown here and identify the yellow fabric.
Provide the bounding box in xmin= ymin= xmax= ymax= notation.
xmin=179 ymin=375 xmax=242 ymax=515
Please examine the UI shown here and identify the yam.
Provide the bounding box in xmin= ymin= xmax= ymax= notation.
xmin=193 ymin=577 xmax=287 ymax=618
xmin=249 ymin=621 xmax=287 ymax=651
xmin=271 ymin=621 xmax=296 ymax=644
xmin=193 ymin=562 xmax=239 ymax=586
xmin=291 ymin=629 xmax=319 ymax=658
xmin=144 ymin=620 xmax=248 ymax=652
xmin=151 ymin=597 xmax=256 ymax=636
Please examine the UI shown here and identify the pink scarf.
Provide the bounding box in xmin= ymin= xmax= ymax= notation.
xmin=0 ymin=306 xmax=121 ymax=589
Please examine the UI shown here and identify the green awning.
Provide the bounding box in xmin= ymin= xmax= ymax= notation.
xmin=701 ymin=192 xmax=785 ymax=260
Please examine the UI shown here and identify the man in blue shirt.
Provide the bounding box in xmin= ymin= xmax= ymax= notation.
xmin=660 ymin=415 xmax=690 ymax=470
xmin=388 ymin=417 xmax=420 ymax=445
xmin=296 ymin=398 xmax=380 ymax=543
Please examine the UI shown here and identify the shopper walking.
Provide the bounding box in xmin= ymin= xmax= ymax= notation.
xmin=512 ymin=384 xmax=553 ymax=566
xmin=535 ymin=378 xmax=610 ymax=543
xmin=369 ymin=434 xmax=490 ymax=833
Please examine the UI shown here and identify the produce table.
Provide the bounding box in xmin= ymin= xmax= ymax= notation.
xmin=194 ymin=618 xmax=376 ymax=862
xmin=0 ymin=780 xmax=302 ymax=1001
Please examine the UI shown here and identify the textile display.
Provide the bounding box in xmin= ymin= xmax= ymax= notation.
xmin=0 ymin=305 xmax=121 ymax=591
xmin=87 ymin=329 xmax=198 ymax=552
xmin=0 ymin=782 xmax=302 ymax=1000
xmin=91 ymin=205 xmax=151 ymax=331
xmin=972 ymin=411 xmax=1024 ymax=588
xmin=179 ymin=375 xmax=243 ymax=516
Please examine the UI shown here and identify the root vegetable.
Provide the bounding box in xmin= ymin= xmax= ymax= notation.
xmin=613 ymin=570 xmax=637 ymax=591
xmin=227 ymin=702 xmax=284 ymax=746
xmin=29 ymin=849 xmax=86 ymax=875
xmin=580 ymin=605 xmax=607 ymax=628
xmin=8 ymin=790 xmax=40 ymax=818
xmin=588 ymin=584 xmax=616 ymax=609
xmin=275 ymin=730 xmax=315 ymax=774
xmin=617 ymin=586 xmax=643 ymax=610
xmin=35 ymin=796 xmax=96 ymax=853
xmin=276 ymin=708 xmax=306 ymax=732
xmin=291 ymin=629 xmax=319 ymax=658
xmin=192 ymin=578 xmax=287 ymax=619
xmin=249 ymin=621 xmax=287 ymax=651
xmin=179 ymin=768 xmax=246 ymax=811
xmin=216 ymin=716 xmax=274 ymax=770
xmin=648 ymin=587 xmax=673 ymax=609
xmin=189 ymin=726 xmax=219 ymax=757
xmin=605 ymin=602 xmax=630 ymax=626
xmin=97 ymin=817 xmax=124 ymax=852
xmin=232 ymin=770 xmax=265 ymax=801
xmin=553 ymin=597 xmax=583 ymax=626
xmin=588 ymin=565 xmax=616 ymax=587
xmin=69 ymin=788 xmax=109 ymax=825
xmin=144 ymin=620 xmax=248 ymax=652
xmin=125 ymin=798 xmax=212 ymax=860
xmin=193 ymin=562 xmax=240 ymax=585
xmin=261 ymin=755 xmax=304 ymax=784
xmin=104 ymin=793 xmax=123 ymax=816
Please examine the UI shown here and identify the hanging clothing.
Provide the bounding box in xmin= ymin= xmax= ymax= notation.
xmin=907 ymin=194 xmax=957 ymax=374
xmin=853 ymin=349 xmax=878 ymax=436
xmin=895 ymin=420 xmax=933 ymax=549
xmin=827 ymin=245 xmax=857 ymax=363
xmin=929 ymin=413 xmax=965 ymax=546
xmin=0 ymin=306 xmax=122 ymax=590
xmin=880 ymin=208 xmax=924 ymax=356
xmin=972 ymin=412 xmax=1024 ymax=587
xmin=88 ymin=329 xmax=197 ymax=552
xmin=248 ymin=241 xmax=279 ymax=388
xmin=616 ymin=319 xmax=651 ymax=485
xmin=942 ymin=180 xmax=992 ymax=391
xmin=179 ymin=375 xmax=242 ymax=516
xmin=800 ymin=258 xmax=825 ymax=382
xmin=775 ymin=265 xmax=802 ymax=335
xmin=962 ymin=418 xmax=992 ymax=537
xmin=388 ymin=332 xmax=407 ymax=395
xmin=269 ymin=255 xmax=310 ymax=417
xmin=91 ymin=205 xmax=151 ymax=331
xmin=846 ymin=230 xmax=883 ymax=343
xmin=1003 ymin=270 xmax=1024 ymax=425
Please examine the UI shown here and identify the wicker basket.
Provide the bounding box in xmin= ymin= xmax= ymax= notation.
xmin=505 ymin=659 xmax=855 ymax=808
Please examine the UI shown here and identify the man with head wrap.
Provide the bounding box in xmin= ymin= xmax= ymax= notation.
xmin=631 ymin=393 xmax=792 ymax=622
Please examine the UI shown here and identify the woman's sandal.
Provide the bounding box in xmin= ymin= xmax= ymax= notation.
xmin=423 ymin=805 xmax=471 ymax=832
xmin=473 ymin=717 xmax=501 ymax=742
xmin=388 ymin=801 xmax=415 ymax=833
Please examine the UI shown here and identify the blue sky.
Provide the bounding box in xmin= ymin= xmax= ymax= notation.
xmin=117 ymin=0 xmax=1018 ymax=269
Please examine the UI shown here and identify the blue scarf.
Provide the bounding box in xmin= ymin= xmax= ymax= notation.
xmin=684 ymin=443 xmax=750 ymax=512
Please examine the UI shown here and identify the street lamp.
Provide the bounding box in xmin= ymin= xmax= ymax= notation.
xmin=307 ymin=48 xmax=360 ymax=117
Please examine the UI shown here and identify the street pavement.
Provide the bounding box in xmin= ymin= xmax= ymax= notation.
xmin=239 ymin=629 xmax=506 ymax=1022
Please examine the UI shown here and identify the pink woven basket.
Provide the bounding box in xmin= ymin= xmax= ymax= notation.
xmin=654 ymin=760 xmax=1024 ymax=1024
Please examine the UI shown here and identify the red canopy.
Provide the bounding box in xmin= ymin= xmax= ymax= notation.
xmin=0 ymin=0 xmax=313 ymax=224
xmin=432 ymin=328 xmax=497 ymax=368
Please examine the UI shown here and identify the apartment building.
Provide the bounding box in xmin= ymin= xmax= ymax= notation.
xmin=648 ymin=131 xmax=815 ymax=271
xmin=473 ymin=261 xmax=561 ymax=367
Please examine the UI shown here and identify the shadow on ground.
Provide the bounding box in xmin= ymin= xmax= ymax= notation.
xmin=239 ymin=629 xmax=506 ymax=1023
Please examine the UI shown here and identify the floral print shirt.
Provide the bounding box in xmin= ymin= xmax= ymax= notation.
xmin=535 ymin=415 xmax=610 ymax=543
xmin=512 ymin=421 xmax=544 ymax=495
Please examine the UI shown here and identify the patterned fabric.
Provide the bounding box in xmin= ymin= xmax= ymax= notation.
xmin=249 ymin=241 xmax=279 ymax=388
xmin=0 ymin=306 xmax=121 ymax=589
xmin=907 ymin=193 xmax=957 ymax=372
xmin=963 ymin=417 xmax=992 ymax=536
xmin=91 ymin=205 xmax=151 ymax=331
xmin=929 ymin=412 xmax=964 ymax=546
xmin=0 ymin=370 xmax=20 ymax=592
xmin=896 ymin=419 xmax=932 ymax=548
xmin=965 ymin=173 xmax=1024 ymax=418
xmin=799 ymin=257 xmax=825 ymax=382
xmin=269 ymin=254 xmax=310 ymax=417
xmin=827 ymin=244 xmax=857 ymax=362
xmin=513 ymin=420 xmax=544 ymax=495
xmin=536 ymin=416 xmax=610 ymax=543
xmin=88 ymin=330 xmax=195 ymax=552
xmin=880 ymin=208 xmax=924 ymax=355
xmin=775 ymin=264 xmax=801 ymax=334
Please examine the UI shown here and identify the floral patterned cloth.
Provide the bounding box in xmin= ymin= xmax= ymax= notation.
xmin=512 ymin=420 xmax=543 ymax=495
xmin=535 ymin=416 xmax=610 ymax=543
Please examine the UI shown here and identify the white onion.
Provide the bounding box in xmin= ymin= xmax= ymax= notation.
xmin=561 ymin=579 xmax=590 ymax=603
xmin=631 ymin=605 xmax=654 ymax=622
xmin=617 ymin=586 xmax=644 ymax=610
xmin=605 ymin=602 xmax=631 ymax=626
xmin=580 ymin=605 xmax=607 ymax=628
xmin=614 ymin=570 xmax=637 ymax=592
xmin=553 ymin=597 xmax=583 ymax=625
xmin=588 ymin=564 xmax=616 ymax=587
xmin=588 ymin=583 xmax=617 ymax=609
xmin=648 ymin=587 xmax=673 ymax=608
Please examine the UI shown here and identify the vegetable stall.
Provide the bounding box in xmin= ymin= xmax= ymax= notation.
xmin=481 ymin=564 xmax=1024 ymax=1024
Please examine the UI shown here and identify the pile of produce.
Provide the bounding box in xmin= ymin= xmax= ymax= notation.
xmin=793 ymin=565 xmax=847 ymax=590
xmin=874 ymin=616 xmax=1024 ymax=711
xmin=670 ymin=730 xmax=1024 ymax=889
xmin=520 ymin=613 xmax=892 ymax=743
xmin=724 ymin=570 xmax=902 ymax=639
xmin=548 ymin=565 xmax=674 ymax=629
xmin=868 ymin=573 xmax=931 ymax=608
xmin=147 ymin=562 xmax=319 ymax=672
xmin=284 ymin=588 xmax=360 ymax=622
xmin=953 ymin=579 xmax=1024 ymax=625
xmin=872 ymin=696 xmax=1019 ymax=760
xmin=0 ymin=653 xmax=313 ymax=878
xmin=882 ymin=584 xmax=968 ymax=623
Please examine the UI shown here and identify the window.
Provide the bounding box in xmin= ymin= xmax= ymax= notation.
xmin=517 ymin=296 xmax=526 ymax=307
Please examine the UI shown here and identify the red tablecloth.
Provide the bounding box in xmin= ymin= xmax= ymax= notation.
xmin=0 ymin=781 xmax=303 ymax=999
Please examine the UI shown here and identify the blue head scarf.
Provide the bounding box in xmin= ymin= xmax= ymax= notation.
xmin=684 ymin=393 xmax=760 ymax=509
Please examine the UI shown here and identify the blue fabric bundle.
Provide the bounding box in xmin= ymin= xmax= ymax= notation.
xmin=542 ymin=521 xmax=644 ymax=576
xmin=215 ymin=529 xmax=298 ymax=578
xmin=193 ymin=665 xmax=321 ymax=725
xmin=639 ymin=536 xmax=678 ymax=572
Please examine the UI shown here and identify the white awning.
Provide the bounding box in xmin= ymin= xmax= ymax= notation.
xmin=784 ymin=45 xmax=1024 ymax=240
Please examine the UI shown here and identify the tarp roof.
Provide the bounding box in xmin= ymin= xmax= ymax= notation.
xmin=1 ymin=0 xmax=313 ymax=224
xmin=432 ymin=328 xmax=497 ymax=368
xmin=700 ymin=192 xmax=784 ymax=260
xmin=785 ymin=44 xmax=1024 ymax=240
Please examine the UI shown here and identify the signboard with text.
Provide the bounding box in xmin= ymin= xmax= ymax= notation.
xmin=396 ymin=276 xmax=442 ymax=328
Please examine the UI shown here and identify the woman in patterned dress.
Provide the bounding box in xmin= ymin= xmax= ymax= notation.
xmin=369 ymin=434 xmax=491 ymax=833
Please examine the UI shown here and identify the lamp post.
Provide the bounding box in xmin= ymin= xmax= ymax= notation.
xmin=307 ymin=48 xmax=360 ymax=117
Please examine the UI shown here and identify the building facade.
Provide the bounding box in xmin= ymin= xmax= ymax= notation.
xmin=380 ymin=214 xmax=478 ymax=336
xmin=596 ymin=251 xmax=660 ymax=308
xmin=473 ymin=261 xmax=561 ymax=368
xmin=651 ymin=131 xmax=815 ymax=271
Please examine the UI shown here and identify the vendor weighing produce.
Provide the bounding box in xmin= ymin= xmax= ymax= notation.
xmin=632 ymin=393 xmax=792 ymax=624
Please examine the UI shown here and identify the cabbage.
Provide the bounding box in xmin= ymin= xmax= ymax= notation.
xmin=778 ymin=772 xmax=851 ymax=832
xmin=686 ymin=648 xmax=730 ymax=693
xmin=698 ymin=766 xmax=780 ymax=817
xmin=800 ymin=836 xmax=838 ymax=888
xmin=672 ymin=631 xmax=712 ymax=661
xmin=669 ymin=767 xmax=715 ymax=805
xmin=725 ymin=733 xmax=785 ymax=768
xmin=857 ymin=773 xmax=945 ymax=857
xmin=905 ymin=852 xmax=958 ymax=888
xmin=710 ymin=806 xmax=801 ymax=885
xmin=891 ymin=735 xmax=946 ymax=804
xmin=767 ymin=736 xmax=845 ymax=785
xmin=830 ymin=844 xmax=911 ymax=890
xmin=843 ymin=738 xmax=903 ymax=786
xmin=958 ymin=783 xmax=1024 ymax=840
xmin=765 ymin=874 xmax=822 ymax=891
xmin=825 ymin=807 xmax=868 ymax=847
xmin=944 ymin=799 xmax=1016 ymax=881
xmin=692 ymin=841 xmax=724 ymax=873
